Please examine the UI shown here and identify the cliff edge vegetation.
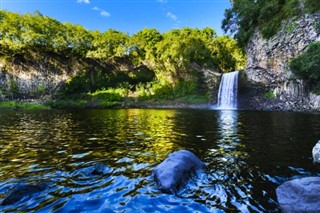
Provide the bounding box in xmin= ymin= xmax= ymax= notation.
xmin=223 ymin=0 xmax=320 ymax=48
xmin=290 ymin=41 xmax=320 ymax=94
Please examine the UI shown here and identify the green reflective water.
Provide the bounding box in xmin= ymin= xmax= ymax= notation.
xmin=0 ymin=109 xmax=320 ymax=212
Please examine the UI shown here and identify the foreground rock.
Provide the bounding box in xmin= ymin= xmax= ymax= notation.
xmin=312 ymin=140 xmax=320 ymax=163
xmin=153 ymin=150 xmax=204 ymax=194
xmin=276 ymin=177 xmax=320 ymax=212
xmin=1 ymin=183 xmax=48 ymax=206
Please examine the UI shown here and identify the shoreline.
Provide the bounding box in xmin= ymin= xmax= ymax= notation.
xmin=0 ymin=99 xmax=319 ymax=113
xmin=0 ymin=99 xmax=213 ymax=110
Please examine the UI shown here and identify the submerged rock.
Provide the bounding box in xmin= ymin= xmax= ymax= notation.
xmin=71 ymin=164 xmax=111 ymax=179
xmin=1 ymin=183 xmax=48 ymax=206
xmin=276 ymin=177 xmax=320 ymax=213
xmin=312 ymin=140 xmax=320 ymax=163
xmin=153 ymin=150 xmax=204 ymax=194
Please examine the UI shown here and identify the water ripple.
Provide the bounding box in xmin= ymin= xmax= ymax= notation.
xmin=0 ymin=109 xmax=320 ymax=212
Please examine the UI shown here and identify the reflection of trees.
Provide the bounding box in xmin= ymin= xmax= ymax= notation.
xmin=112 ymin=109 xmax=183 ymax=164
xmin=0 ymin=110 xmax=80 ymax=180
xmin=0 ymin=109 xmax=184 ymax=180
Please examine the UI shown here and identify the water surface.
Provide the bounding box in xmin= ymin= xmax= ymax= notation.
xmin=0 ymin=109 xmax=320 ymax=212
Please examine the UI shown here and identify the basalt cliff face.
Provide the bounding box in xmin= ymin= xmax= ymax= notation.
xmin=240 ymin=11 xmax=320 ymax=111
xmin=0 ymin=52 xmax=135 ymax=101
xmin=0 ymin=53 xmax=80 ymax=100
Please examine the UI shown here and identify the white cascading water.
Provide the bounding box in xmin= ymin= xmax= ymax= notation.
xmin=216 ymin=71 xmax=239 ymax=109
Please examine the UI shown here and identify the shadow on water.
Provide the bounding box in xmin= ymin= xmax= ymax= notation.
xmin=0 ymin=109 xmax=320 ymax=212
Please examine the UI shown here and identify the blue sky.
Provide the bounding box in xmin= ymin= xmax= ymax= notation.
xmin=0 ymin=0 xmax=231 ymax=35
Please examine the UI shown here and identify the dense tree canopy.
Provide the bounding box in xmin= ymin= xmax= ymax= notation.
xmin=0 ymin=10 xmax=245 ymax=74
xmin=222 ymin=0 xmax=320 ymax=48
xmin=0 ymin=10 xmax=246 ymax=101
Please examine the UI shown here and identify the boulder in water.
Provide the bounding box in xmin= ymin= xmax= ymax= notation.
xmin=1 ymin=183 xmax=48 ymax=206
xmin=276 ymin=177 xmax=320 ymax=213
xmin=152 ymin=150 xmax=204 ymax=194
xmin=312 ymin=140 xmax=320 ymax=163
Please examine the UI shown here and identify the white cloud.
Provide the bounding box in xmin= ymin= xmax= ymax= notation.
xmin=166 ymin=12 xmax=177 ymax=21
xmin=100 ymin=10 xmax=111 ymax=17
xmin=92 ymin=6 xmax=111 ymax=17
xmin=77 ymin=0 xmax=90 ymax=4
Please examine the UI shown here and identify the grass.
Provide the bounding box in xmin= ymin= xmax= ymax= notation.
xmin=44 ymin=99 xmax=122 ymax=109
xmin=175 ymin=95 xmax=209 ymax=104
xmin=0 ymin=101 xmax=50 ymax=109
xmin=0 ymin=89 xmax=209 ymax=110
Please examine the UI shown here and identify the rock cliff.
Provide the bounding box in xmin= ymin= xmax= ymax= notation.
xmin=240 ymin=11 xmax=320 ymax=111
xmin=0 ymin=52 xmax=135 ymax=101
xmin=0 ymin=53 xmax=78 ymax=100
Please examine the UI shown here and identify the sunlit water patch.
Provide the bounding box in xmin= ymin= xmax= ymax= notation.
xmin=0 ymin=109 xmax=320 ymax=212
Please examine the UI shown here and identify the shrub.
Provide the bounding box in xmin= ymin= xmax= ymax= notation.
xmin=0 ymin=101 xmax=49 ymax=109
xmin=265 ymin=91 xmax=276 ymax=99
xmin=290 ymin=42 xmax=320 ymax=93
xmin=89 ymin=88 xmax=122 ymax=102
xmin=44 ymin=100 xmax=87 ymax=108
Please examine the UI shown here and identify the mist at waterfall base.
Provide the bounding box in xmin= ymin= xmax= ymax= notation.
xmin=214 ymin=71 xmax=239 ymax=110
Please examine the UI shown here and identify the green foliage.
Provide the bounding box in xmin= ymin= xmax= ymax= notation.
xmin=135 ymin=80 xmax=205 ymax=101
xmin=312 ymin=20 xmax=320 ymax=31
xmin=0 ymin=101 xmax=49 ymax=109
xmin=59 ymin=68 xmax=134 ymax=97
xmin=8 ymin=77 xmax=19 ymax=99
xmin=129 ymin=66 xmax=156 ymax=84
xmin=129 ymin=28 xmax=162 ymax=65
xmin=0 ymin=10 xmax=94 ymax=57
xmin=177 ymin=94 xmax=209 ymax=104
xmin=211 ymin=36 xmax=246 ymax=72
xmin=290 ymin=42 xmax=320 ymax=93
xmin=173 ymin=81 xmax=198 ymax=97
xmin=87 ymin=30 xmax=129 ymax=59
xmin=285 ymin=21 xmax=299 ymax=33
xmin=0 ymin=10 xmax=246 ymax=104
xmin=155 ymin=28 xmax=215 ymax=70
xmin=44 ymin=99 xmax=87 ymax=109
xmin=59 ymin=71 xmax=92 ymax=96
xmin=37 ymin=83 xmax=46 ymax=95
xmin=136 ymin=82 xmax=173 ymax=101
xmin=89 ymin=88 xmax=123 ymax=102
xmin=45 ymin=98 xmax=121 ymax=109
xmin=0 ymin=10 xmax=245 ymax=75
xmin=265 ymin=91 xmax=276 ymax=99
xmin=305 ymin=0 xmax=320 ymax=13
xmin=223 ymin=0 xmax=320 ymax=48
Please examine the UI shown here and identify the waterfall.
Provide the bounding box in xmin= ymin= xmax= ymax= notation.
xmin=216 ymin=71 xmax=239 ymax=109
